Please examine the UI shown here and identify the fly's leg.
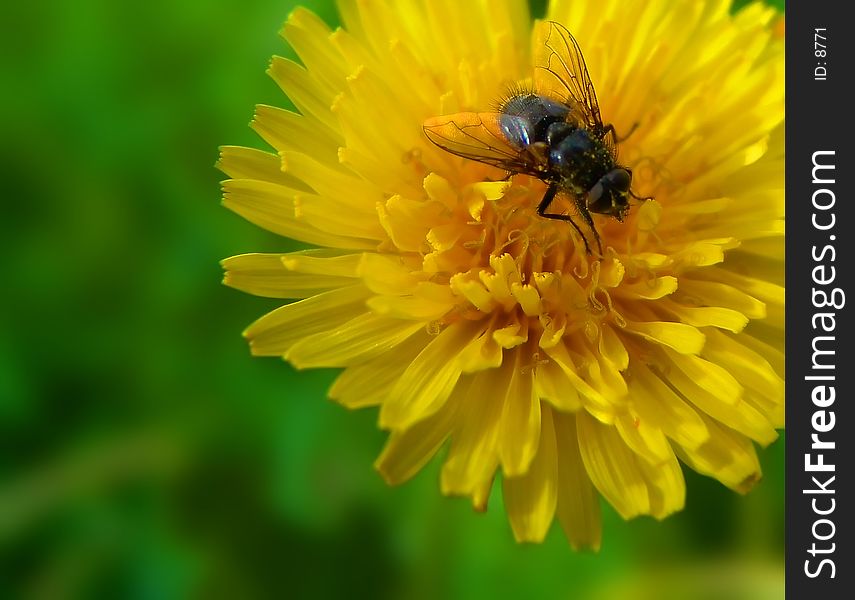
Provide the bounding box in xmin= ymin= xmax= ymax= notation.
xmin=486 ymin=170 xmax=515 ymax=182
xmin=603 ymin=122 xmax=639 ymax=143
xmin=573 ymin=196 xmax=603 ymax=256
xmin=629 ymin=189 xmax=654 ymax=202
xmin=536 ymin=182 xmax=593 ymax=255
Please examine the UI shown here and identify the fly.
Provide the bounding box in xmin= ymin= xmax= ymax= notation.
xmin=423 ymin=21 xmax=650 ymax=255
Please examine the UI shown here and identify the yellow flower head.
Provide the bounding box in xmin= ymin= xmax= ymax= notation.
xmin=220 ymin=0 xmax=784 ymax=549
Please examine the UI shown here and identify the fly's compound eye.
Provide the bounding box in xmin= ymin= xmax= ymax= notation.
xmin=588 ymin=174 xmax=631 ymax=220
xmin=605 ymin=168 xmax=632 ymax=192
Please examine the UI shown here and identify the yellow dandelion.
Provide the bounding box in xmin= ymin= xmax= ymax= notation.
xmin=220 ymin=0 xmax=784 ymax=549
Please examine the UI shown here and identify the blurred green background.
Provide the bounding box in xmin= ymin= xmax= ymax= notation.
xmin=1 ymin=0 xmax=783 ymax=598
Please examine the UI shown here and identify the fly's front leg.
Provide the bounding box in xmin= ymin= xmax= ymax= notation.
xmin=574 ymin=196 xmax=603 ymax=256
xmin=603 ymin=122 xmax=639 ymax=143
xmin=536 ymin=182 xmax=593 ymax=255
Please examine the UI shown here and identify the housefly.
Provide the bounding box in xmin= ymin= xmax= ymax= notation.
xmin=423 ymin=21 xmax=649 ymax=255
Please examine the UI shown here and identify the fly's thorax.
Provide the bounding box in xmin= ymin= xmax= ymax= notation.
xmin=499 ymin=94 xmax=571 ymax=148
xmin=547 ymin=127 xmax=615 ymax=190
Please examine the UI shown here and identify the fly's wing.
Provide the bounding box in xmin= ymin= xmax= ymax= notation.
xmin=423 ymin=112 xmax=547 ymax=177
xmin=533 ymin=21 xmax=605 ymax=134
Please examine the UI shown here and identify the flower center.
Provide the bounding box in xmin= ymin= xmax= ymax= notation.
xmin=421 ymin=174 xmax=631 ymax=339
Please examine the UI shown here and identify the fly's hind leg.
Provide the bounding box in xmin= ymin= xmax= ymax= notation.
xmin=536 ymin=183 xmax=594 ymax=255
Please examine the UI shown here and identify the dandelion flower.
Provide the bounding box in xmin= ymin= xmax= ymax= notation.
xmin=220 ymin=0 xmax=784 ymax=549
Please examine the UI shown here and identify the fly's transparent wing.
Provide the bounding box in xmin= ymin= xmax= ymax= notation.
xmin=533 ymin=21 xmax=605 ymax=133
xmin=423 ymin=112 xmax=547 ymax=176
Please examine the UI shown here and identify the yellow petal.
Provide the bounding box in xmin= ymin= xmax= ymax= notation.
xmin=286 ymin=313 xmax=425 ymax=369
xmin=217 ymin=146 xmax=305 ymax=189
xmin=631 ymin=364 xmax=710 ymax=450
xmin=598 ymin=324 xmax=629 ymax=370
xmin=511 ymin=282 xmax=543 ymax=317
xmin=534 ymin=358 xmax=582 ymax=413
xmin=458 ymin=327 xmax=504 ymax=373
xmin=581 ymin=348 xmax=628 ymax=404
xmin=268 ymin=57 xmax=338 ymax=131
xmin=671 ymin=240 xmax=732 ymax=267
xmin=614 ymin=412 xmax=671 ymax=466
xmin=281 ymin=8 xmax=347 ymax=91
xmin=674 ymin=416 xmax=762 ymax=494
xmin=665 ymin=363 xmax=777 ymax=446
xmin=624 ymin=321 xmax=705 ymax=355
xmin=471 ymin=180 xmax=512 ymax=200
xmin=576 ymin=411 xmax=650 ymax=519
xmin=377 ymin=194 xmax=443 ymax=253
xmin=243 ymin=285 xmax=370 ymax=356
xmin=677 ymin=278 xmax=767 ymax=320
xmin=441 ymin=369 xmax=508 ymax=497
xmin=281 ymin=150 xmax=380 ymax=211
xmin=538 ymin=312 xmax=566 ymax=349
xmin=553 ymin=411 xmax=601 ymax=551
xmin=450 ymin=273 xmax=498 ymax=313
xmin=665 ymin=303 xmax=749 ymax=334
xmin=739 ymin=331 xmax=784 ymax=377
xmin=294 ymin=193 xmax=386 ymax=240
xmin=543 ymin=342 xmax=611 ymax=421
xmin=375 ymin=392 xmax=460 ymax=485
xmin=701 ymin=329 xmax=784 ymax=405
xmin=503 ymin=403 xmax=558 ymax=543
xmin=664 ymin=349 xmax=743 ymax=406
xmin=222 ymin=253 xmax=356 ymax=298
xmin=380 ymin=321 xmax=481 ymax=429
xmin=223 ymin=179 xmax=375 ymax=249
xmin=329 ymin=331 xmax=431 ymax=409
xmin=705 ymin=267 xmax=784 ymax=307
xmin=423 ymin=172 xmax=459 ymax=211
xmin=280 ymin=250 xmax=363 ymax=277
xmin=499 ymin=349 xmax=542 ymax=477
xmin=493 ymin=322 xmax=528 ymax=349
xmin=358 ymin=253 xmax=424 ymax=295
xmin=637 ymin=446 xmax=685 ymax=520
xmin=366 ymin=295 xmax=453 ymax=321
xmin=252 ymin=104 xmax=341 ymax=159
